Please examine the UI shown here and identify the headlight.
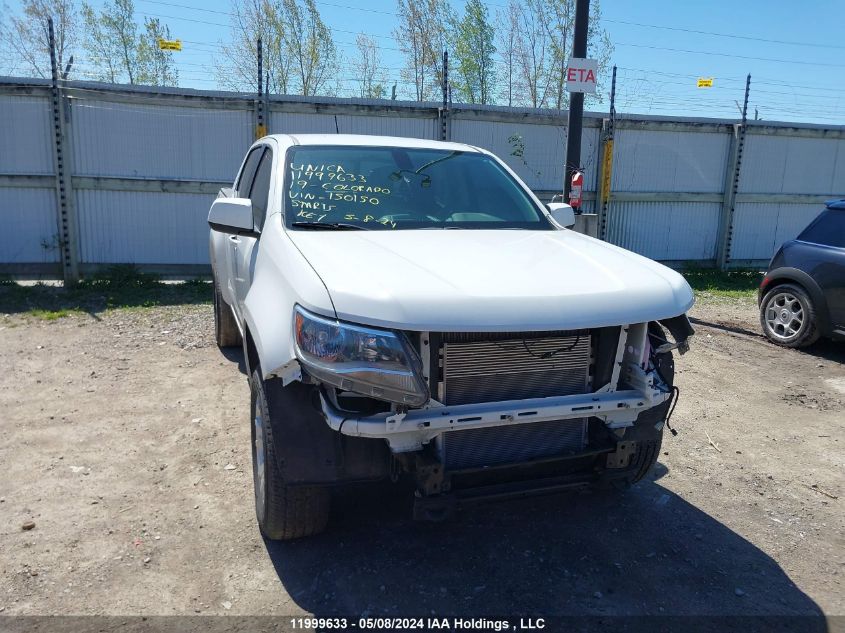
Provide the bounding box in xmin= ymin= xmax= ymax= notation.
xmin=293 ymin=306 xmax=429 ymax=407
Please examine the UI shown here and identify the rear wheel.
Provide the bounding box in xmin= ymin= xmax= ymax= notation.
xmin=250 ymin=368 xmax=330 ymax=540
xmin=760 ymin=283 xmax=819 ymax=348
xmin=213 ymin=280 xmax=242 ymax=349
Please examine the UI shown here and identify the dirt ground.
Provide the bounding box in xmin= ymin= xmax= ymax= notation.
xmin=1 ymin=292 xmax=843 ymax=622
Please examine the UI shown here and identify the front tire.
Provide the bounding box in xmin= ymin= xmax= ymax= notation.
xmin=760 ymin=283 xmax=820 ymax=348
xmin=213 ymin=280 xmax=242 ymax=349
xmin=603 ymin=325 xmax=672 ymax=490
xmin=250 ymin=368 xmax=330 ymax=540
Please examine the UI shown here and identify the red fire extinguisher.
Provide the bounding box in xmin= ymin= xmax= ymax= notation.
xmin=569 ymin=170 xmax=583 ymax=209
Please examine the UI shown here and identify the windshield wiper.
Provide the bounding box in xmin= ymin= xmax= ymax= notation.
xmin=291 ymin=222 xmax=370 ymax=231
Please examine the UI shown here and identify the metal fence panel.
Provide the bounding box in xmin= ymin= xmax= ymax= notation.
xmin=730 ymin=202 xmax=822 ymax=261
xmin=76 ymin=189 xmax=213 ymax=264
xmin=0 ymin=95 xmax=54 ymax=174
xmin=607 ymin=201 xmax=720 ymax=262
xmin=3 ymin=78 xmax=845 ymax=272
xmin=450 ymin=118 xmax=572 ymax=191
xmin=741 ymin=133 xmax=843 ymax=194
xmin=0 ymin=187 xmax=60 ymax=262
xmin=270 ymin=110 xmax=437 ymax=140
xmin=611 ymin=128 xmax=729 ymax=193
xmin=70 ymin=100 xmax=253 ymax=180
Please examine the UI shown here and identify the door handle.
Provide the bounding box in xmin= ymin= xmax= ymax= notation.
xmin=228 ymin=235 xmax=240 ymax=243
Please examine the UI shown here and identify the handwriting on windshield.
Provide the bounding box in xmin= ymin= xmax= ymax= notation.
xmin=294 ymin=209 xmax=396 ymax=228
xmin=288 ymin=162 xmax=397 ymax=228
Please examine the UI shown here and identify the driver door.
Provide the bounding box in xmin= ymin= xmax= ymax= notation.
xmin=232 ymin=146 xmax=273 ymax=315
xmin=226 ymin=146 xmax=263 ymax=306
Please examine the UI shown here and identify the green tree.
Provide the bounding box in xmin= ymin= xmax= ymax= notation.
xmin=0 ymin=0 xmax=78 ymax=78
xmin=281 ymin=0 xmax=337 ymax=96
xmin=81 ymin=1 xmax=122 ymax=82
xmin=215 ymin=0 xmax=291 ymax=94
xmin=352 ymin=33 xmax=387 ymax=99
xmin=136 ymin=18 xmax=178 ymax=86
xmin=452 ymin=0 xmax=496 ymax=104
xmin=394 ymin=0 xmax=452 ymax=101
xmin=81 ymin=0 xmax=177 ymax=86
xmin=543 ymin=0 xmax=611 ymax=109
xmin=501 ymin=0 xmax=612 ymax=109
xmin=497 ymin=2 xmax=520 ymax=106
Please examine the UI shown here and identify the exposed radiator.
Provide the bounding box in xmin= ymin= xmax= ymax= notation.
xmin=436 ymin=332 xmax=592 ymax=470
xmin=439 ymin=333 xmax=592 ymax=406
xmin=441 ymin=418 xmax=588 ymax=470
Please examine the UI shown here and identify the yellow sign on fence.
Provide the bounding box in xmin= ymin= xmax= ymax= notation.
xmin=157 ymin=39 xmax=182 ymax=51
xmin=697 ymin=77 xmax=714 ymax=88
xmin=601 ymin=140 xmax=613 ymax=204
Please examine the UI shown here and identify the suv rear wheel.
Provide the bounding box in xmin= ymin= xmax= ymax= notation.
xmin=760 ymin=283 xmax=820 ymax=348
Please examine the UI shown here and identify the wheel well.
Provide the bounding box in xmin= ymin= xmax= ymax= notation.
xmin=762 ymin=278 xmax=806 ymax=298
xmin=243 ymin=325 xmax=260 ymax=376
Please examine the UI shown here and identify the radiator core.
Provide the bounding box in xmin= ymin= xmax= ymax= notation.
xmin=437 ymin=332 xmax=591 ymax=470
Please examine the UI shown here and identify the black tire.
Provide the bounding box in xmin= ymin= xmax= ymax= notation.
xmin=213 ymin=280 xmax=242 ymax=349
xmin=604 ymin=324 xmax=672 ymax=490
xmin=627 ymin=434 xmax=663 ymax=484
xmin=759 ymin=283 xmax=820 ymax=348
xmin=250 ymin=368 xmax=330 ymax=540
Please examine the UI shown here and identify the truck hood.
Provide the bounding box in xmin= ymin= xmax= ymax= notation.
xmin=288 ymin=229 xmax=694 ymax=331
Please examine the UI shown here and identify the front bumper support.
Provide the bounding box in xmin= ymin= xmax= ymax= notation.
xmin=320 ymin=387 xmax=671 ymax=452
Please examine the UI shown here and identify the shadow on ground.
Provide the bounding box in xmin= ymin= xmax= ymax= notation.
xmin=691 ymin=316 xmax=845 ymax=364
xmin=263 ymin=479 xmax=825 ymax=623
xmin=220 ymin=346 xmax=248 ymax=375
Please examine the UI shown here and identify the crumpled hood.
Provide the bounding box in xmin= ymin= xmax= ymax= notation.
xmin=288 ymin=229 xmax=694 ymax=331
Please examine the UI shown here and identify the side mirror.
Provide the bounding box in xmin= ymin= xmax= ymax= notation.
xmin=546 ymin=202 xmax=575 ymax=228
xmin=208 ymin=197 xmax=255 ymax=234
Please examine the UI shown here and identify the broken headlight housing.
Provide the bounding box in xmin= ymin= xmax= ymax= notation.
xmin=293 ymin=306 xmax=429 ymax=407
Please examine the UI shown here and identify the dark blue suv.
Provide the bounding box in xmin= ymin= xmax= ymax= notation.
xmin=759 ymin=200 xmax=845 ymax=347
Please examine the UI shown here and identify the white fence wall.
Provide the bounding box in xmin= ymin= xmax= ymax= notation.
xmin=1 ymin=78 xmax=843 ymax=276
xmin=730 ymin=132 xmax=845 ymax=262
xmin=0 ymin=92 xmax=59 ymax=265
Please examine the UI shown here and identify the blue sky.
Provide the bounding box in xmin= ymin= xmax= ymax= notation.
xmin=67 ymin=0 xmax=845 ymax=123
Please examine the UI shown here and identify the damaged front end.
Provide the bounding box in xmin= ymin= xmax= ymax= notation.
xmin=288 ymin=307 xmax=693 ymax=517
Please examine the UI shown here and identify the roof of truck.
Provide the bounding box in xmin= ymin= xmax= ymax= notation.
xmin=272 ymin=133 xmax=481 ymax=153
xmin=825 ymin=199 xmax=845 ymax=210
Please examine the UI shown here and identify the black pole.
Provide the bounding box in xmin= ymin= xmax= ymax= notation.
xmin=441 ymin=50 xmax=449 ymax=141
xmin=257 ymin=37 xmax=263 ymax=99
xmin=62 ymin=55 xmax=74 ymax=80
xmin=256 ymin=38 xmax=264 ymax=138
xmin=564 ymin=0 xmax=590 ymax=202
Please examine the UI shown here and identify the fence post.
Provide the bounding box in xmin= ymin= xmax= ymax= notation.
xmin=716 ymin=74 xmax=751 ymax=270
xmin=255 ymin=38 xmax=266 ymax=139
xmin=595 ymin=118 xmax=608 ymax=225
xmin=598 ymin=66 xmax=616 ymax=242
xmin=716 ymin=125 xmax=740 ymax=269
xmin=48 ymin=18 xmax=79 ymax=283
xmin=439 ymin=50 xmax=450 ymax=141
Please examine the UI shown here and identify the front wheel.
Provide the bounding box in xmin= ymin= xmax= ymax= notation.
xmin=250 ymin=368 xmax=330 ymax=540
xmin=760 ymin=283 xmax=820 ymax=348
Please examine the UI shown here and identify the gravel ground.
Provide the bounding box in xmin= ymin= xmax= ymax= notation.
xmin=1 ymin=294 xmax=843 ymax=622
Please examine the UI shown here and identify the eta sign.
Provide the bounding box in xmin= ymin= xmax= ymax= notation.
xmin=566 ymin=58 xmax=597 ymax=94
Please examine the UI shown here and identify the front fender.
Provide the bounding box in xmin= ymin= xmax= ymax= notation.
xmin=241 ymin=221 xmax=336 ymax=380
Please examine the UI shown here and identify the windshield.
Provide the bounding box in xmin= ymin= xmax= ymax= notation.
xmin=283 ymin=145 xmax=552 ymax=230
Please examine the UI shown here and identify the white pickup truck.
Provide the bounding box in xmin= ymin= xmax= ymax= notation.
xmin=208 ymin=134 xmax=694 ymax=540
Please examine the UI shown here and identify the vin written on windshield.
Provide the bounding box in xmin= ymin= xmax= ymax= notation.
xmin=284 ymin=145 xmax=552 ymax=231
xmin=289 ymin=162 xmax=393 ymax=226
